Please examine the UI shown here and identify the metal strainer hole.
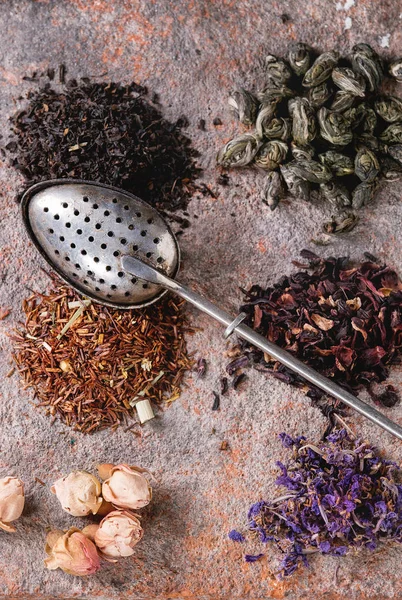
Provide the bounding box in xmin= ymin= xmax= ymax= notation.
xmin=112 ymin=198 xmax=118 ymax=204
xmin=146 ymin=252 xmax=152 ymax=258
xmin=72 ymin=273 xmax=77 ymax=278
xmin=99 ymin=278 xmax=105 ymax=284
xmin=113 ymin=251 xmax=120 ymax=257
xmin=43 ymin=207 xmax=49 ymax=213
xmin=106 ymin=294 xmax=112 ymax=298
xmin=62 ymin=202 xmax=68 ymax=208
xmin=55 ymin=249 xmax=60 ymax=255
xmin=142 ymin=283 xmax=148 ymax=289
xmin=75 ymin=264 xmax=81 ymax=270
xmin=147 ymin=218 xmax=153 ymax=224
xmin=133 ymin=245 xmax=138 ymax=251
xmin=94 ymin=257 xmax=100 ymax=263
xmin=74 ymin=209 xmax=80 ymax=216
xmin=136 ymin=212 xmax=141 ymax=217
xmin=65 ymin=256 xmax=70 ymax=262
xmin=66 ymin=222 xmax=71 ymax=228
xmin=107 ymin=231 xmax=114 ymax=237
xmin=131 ymin=277 xmax=137 ymax=284
xmin=128 ymin=224 xmax=134 ymax=230
xmin=101 ymin=243 xmax=107 ymax=249
xmin=77 ymin=229 xmax=82 ymax=235
xmin=120 ymin=238 xmax=127 ymax=245
xmin=59 ymin=236 xmax=65 ymax=241
xmin=88 ymin=236 xmax=94 ymax=242
xmin=49 ymin=228 xmax=54 ymax=234
xmin=83 ymin=196 xmax=89 ymax=202
xmin=116 ymin=217 xmax=122 ymax=224
xmin=84 ymin=217 xmax=90 ymax=223
xmin=124 ymin=205 xmax=129 ymax=210
xmin=153 ymin=238 xmax=160 ymax=244
xmin=106 ymin=266 xmax=111 ymax=271
xmin=117 ymin=272 xmax=125 ymax=278
xmin=84 ymin=280 xmax=89 ymax=285
xmin=125 ymin=291 xmax=130 ymax=297
xmin=70 ymin=243 xmax=76 ymax=249
xmin=87 ymin=270 xmax=93 ymax=276
xmin=140 ymin=230 xmax=147 ymax=237
xmin=111 ymin=284 xmax=117 ymax=290
xmin=104 ymin=210 xmax=110 ymax=216
xmin=93 ymin=203 xmax=99 ymax=209
xmin=81 ymin=249 xmax=87 ymax=255
xmin=95 ymin=287 xmax=100 ymax=292
xmin=157 ymin=257 xmax=164 ymax=263
xmin=95 ymin=224 xmax=101 ymax=230
xmin=54 ymin=214 xmax=60 ymax=220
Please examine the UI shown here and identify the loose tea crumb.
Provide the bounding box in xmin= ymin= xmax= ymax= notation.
xmin=196 ymin=358 xmax=207 ymax=378
xmin=212 ymin=391 xmax=220 ymax=411
xmin=231 ymin=251 xmax=402 ymax=411
xmin=12 ymin=278 xmax=193 ymax=433
xmin=230 ymin=429 xmax=402 ymax=577
xmin=8 ymin=79 xmax=200 ymax=213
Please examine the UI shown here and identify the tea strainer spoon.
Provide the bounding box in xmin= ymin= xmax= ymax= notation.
xmin=21 ymin=179 xmax=402 ymax=440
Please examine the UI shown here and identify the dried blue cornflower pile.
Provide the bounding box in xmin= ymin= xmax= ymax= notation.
xmin=229 ymin=429 xmax=402 ymax=577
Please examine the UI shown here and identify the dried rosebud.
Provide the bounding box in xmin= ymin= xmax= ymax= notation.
xmin=101 ymin=464 xmax=152 ymax=509
xmin=51 ymin=471 xmax=102 ymax=517
xmin=0 ymin=477 xmax=25 ymax=532
xmin=45 ymin=527 xmax=101 ymax=576
xmin=94 ymin=510 xmax=143 ymax=561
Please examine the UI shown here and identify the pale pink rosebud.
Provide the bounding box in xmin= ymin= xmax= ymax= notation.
xmin=101 ymin=464 xmax=152 ymax=510
xmin=51 ymin=471 xmax=102 ymax=517
xmin=0 ymin=476 xmax=25 ymax=532
xmin=94 ymin=510 xmax=143 ymax=561
xmin=44 ymin=527 xmax=101 ymax=576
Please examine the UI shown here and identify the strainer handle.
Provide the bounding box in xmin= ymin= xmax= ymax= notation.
xmin=121 ymin=255 xmax=402 ymax=441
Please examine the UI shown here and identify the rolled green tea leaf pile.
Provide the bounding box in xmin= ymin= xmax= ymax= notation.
xmin=218 ymin=43 xmax=402 ymax=231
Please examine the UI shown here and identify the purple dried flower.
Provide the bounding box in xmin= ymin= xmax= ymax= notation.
xmin=279 ymin=432 xmax=295 ymax=448
xmin=230 ymin=429 xmax=402 ymax=578
xmin=245 ymin=553 xmax=264 ymax=563
xmin=228 ymin=530 xmax=245 ymax=543
xmin=319 ymin=541 xmax=331 ymax=553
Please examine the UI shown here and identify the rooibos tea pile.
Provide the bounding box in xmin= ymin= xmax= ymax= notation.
xmin=229 ymin=429 xmax=402 ymax=577
xmin=229 ymin=251 xmax=402 ymax=410
xmin=7 ymin=79 xmax=200 ymax=214
xmin=12 ymin=278 xmax=192 ymax=433
xmin=218 ymin=43 xmax=402 ymax=230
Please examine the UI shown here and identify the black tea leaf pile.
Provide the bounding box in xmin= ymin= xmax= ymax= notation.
xmin=7 ymin=78 xmax=200 ymax=214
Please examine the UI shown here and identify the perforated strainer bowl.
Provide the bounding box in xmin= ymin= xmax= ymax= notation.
xmin=21 ymin=179 xmax=180 ymax=308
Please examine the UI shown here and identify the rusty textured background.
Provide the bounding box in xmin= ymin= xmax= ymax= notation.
xmin=1 ymin=1 xmax=402 ymax=598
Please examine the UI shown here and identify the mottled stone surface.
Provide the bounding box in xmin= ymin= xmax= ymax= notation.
xmin=0 ymin=1 xmax=402 ymax=598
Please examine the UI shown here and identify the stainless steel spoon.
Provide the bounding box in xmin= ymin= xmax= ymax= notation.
xmin=21 ymin=179 xmax=402 ymax=440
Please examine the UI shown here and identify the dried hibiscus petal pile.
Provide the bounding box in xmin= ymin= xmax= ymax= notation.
xmin=229 ymin=429 xmax=402 ymax=577
xmin=230 ymin=251 xmax=402 ymax=409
